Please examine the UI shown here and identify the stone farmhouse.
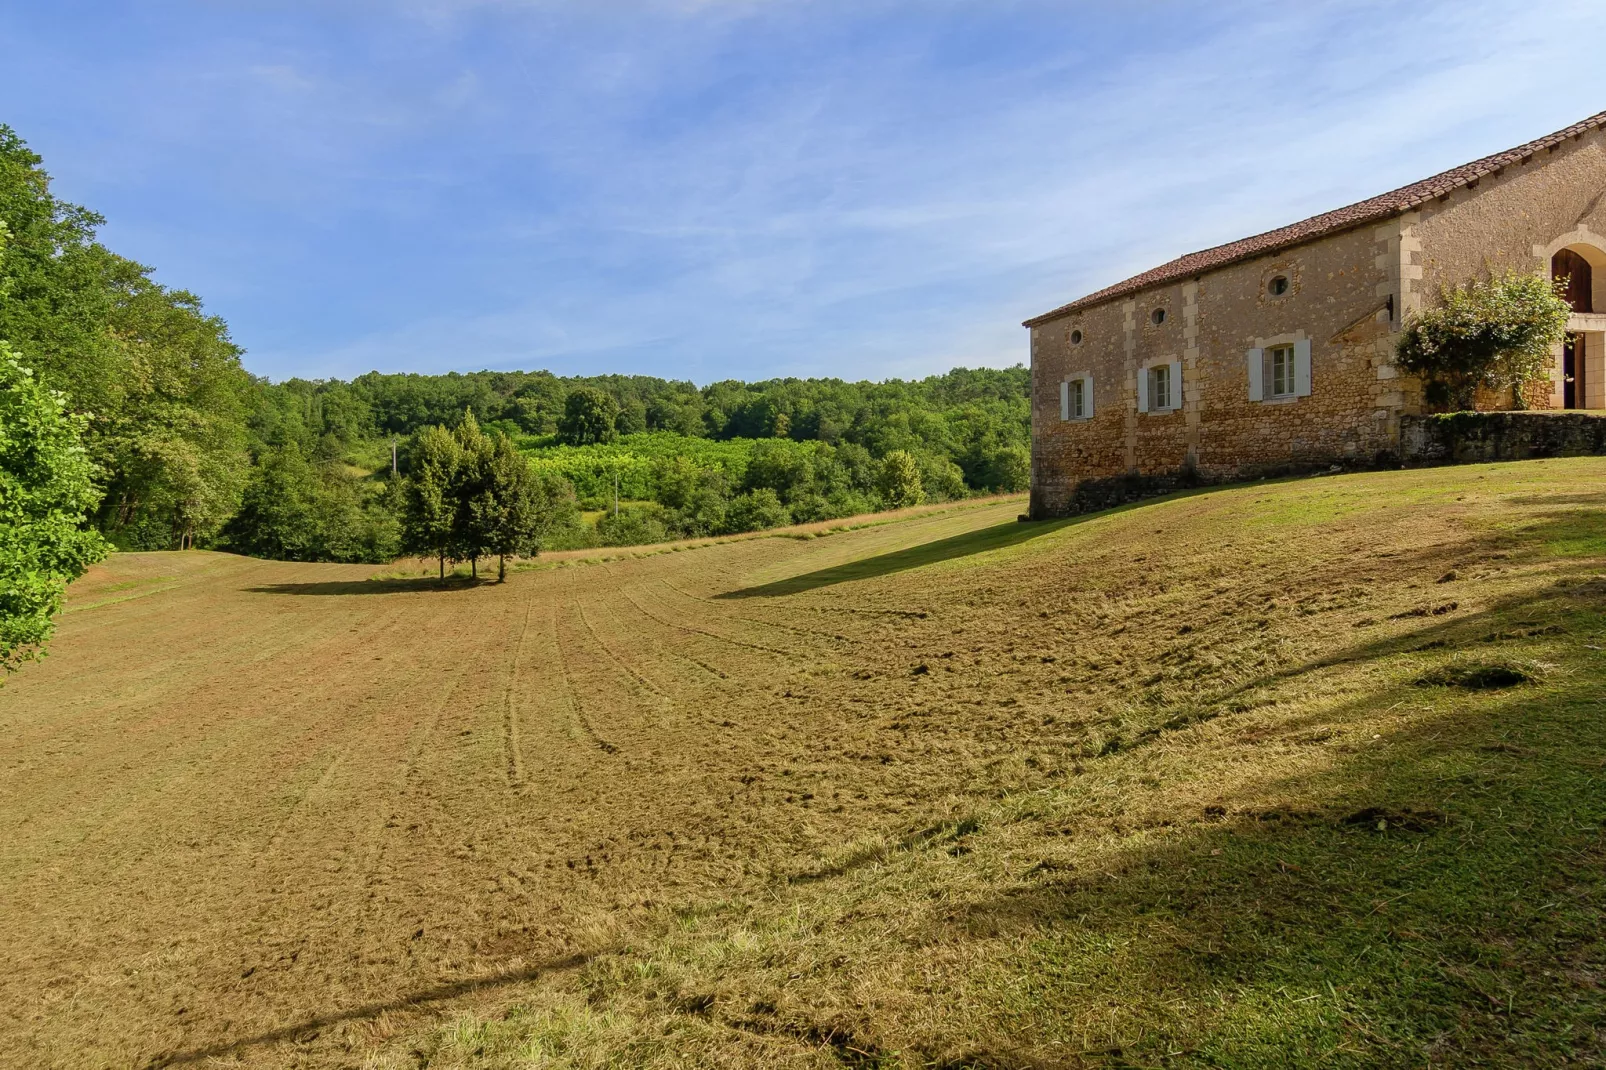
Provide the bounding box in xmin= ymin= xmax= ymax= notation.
xmin=1024 ymin=110 xmax=1606 ymax=518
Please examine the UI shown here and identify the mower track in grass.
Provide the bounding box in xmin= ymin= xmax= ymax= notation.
xmin=3 ymin=463 xmax=1606 ymax=1067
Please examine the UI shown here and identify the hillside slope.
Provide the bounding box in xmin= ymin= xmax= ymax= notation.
xmin=2 ymin=461 xmax=1604 ymax=1068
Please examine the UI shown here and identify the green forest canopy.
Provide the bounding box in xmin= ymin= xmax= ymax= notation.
xmin=0 ymin=123 xmax=1030 ymax=563
xmin=244 ymin=364 xmax=1030 ymax=553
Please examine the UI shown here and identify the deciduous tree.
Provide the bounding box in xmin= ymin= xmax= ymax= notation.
xmin=877 ymin=449 xmax=924 ymax=509
xmin=223 ymin=441 xmax=399 ymax=563
xmin=0 ymin=126 xmax=253 ymax=549
xmin=449 ymin=412 xmax=498 ymax=579
xmin=557 ymin=387 xmax=619 ymax=446
xmin=478 ymin=433 xmax=544 ymax=582
xmin=401 ymin=424 xmax=461 ymax=579
xmin=0 ymin=345 xmax=108 ymax=672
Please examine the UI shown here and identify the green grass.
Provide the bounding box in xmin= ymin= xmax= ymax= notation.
xmin=365 ymin=461 xmax=1606 ymax=1066
xmin=1517 ymin=508 xmax=1606 ymax=557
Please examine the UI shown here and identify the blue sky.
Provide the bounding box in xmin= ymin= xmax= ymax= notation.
xmin=2 ymin=1 xmax=1600 ymax=384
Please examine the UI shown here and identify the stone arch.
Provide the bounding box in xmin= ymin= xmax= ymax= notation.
xmin=1538 ymin=227 xmax=1606 ymax=312
xmin=1538 ymin=228 xmax=1606 ymax=410
xmin=1553 ymin=248 xmax=1594 ymax=311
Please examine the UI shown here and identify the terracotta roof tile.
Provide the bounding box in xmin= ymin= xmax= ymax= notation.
xmin=1023 ymin=110 xmax=1606 ymax=327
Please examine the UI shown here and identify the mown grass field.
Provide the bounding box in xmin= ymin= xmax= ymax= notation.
xmin=3 ymin=460 xmax=1605 ymax=1068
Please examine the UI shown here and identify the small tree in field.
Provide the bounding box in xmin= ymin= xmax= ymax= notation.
xmin=454 ymin=420 xmax=543 ymax=583
xmin=405 ymin=413 xmax=580 ymax=582
xmin=449 ymin=412 xmax=497 ymax=579
xmin=401 ymin=424 xmax=461 ymax=579
xmin=877 ymin=449 xmax=924 ymax=509
xmin=1396 ymin=270 xmax=1571 ymax=410
xmin=0 ymin=344 xmax=108 ymax=672
xmin=477 ymin=434 xmax=545 ymax=582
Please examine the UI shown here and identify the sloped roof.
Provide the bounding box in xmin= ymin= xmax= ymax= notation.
xmin=1023 ymin=110 xmax=1606 ymax=328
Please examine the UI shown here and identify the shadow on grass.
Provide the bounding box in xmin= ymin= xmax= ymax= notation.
xmin=144 ymin=951 xmax=599 ymax=1068
xmin=1145 ymin=509 xmax=1606 ymax=721
xmin=1501 ymin=492 xmax=1606 ymax=507
xmin=1505 ymin=507 xmax=1606 ymax=557
xmin=717 ymin=516 xmax=1079 ymax=599
xmin=246 ymin=576 xmax=490 ymax=596
xmin=718 ymin=478 xmax=1339 ymax=600
xmin=928 ymin=570 xmax=1606 ymax=1066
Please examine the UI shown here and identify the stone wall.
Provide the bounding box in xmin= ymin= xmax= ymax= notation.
xmin=1414 ymin=128 xmax=1606 ymax=309
xmin=1412 ymin=124 xmax=1606 ymax=409
xmin=1027 ymin=122 xmax=1606 ymax=519
xmin=1029 ymin=222 xmax=1402 ymax=518
xmin=1032 ymin=412 xmax=1606 ymax=521
xmin=1401 ymin=411 xmax=1606 ymax=463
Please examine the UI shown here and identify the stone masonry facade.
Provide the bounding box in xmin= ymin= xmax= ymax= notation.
xmin=1026 ymin=112 xmax=1606 ymax=518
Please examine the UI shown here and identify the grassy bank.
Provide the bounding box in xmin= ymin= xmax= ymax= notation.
xmin=4 ymin=459 xmax=1602 ymax=1067
xmin=399 ymin=459 xmax=1606 ymax=1068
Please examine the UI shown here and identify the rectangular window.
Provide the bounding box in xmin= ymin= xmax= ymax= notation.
xmin=1150 ymin=363 xmax=1172 ymax=410
xmin=1062 ymin=375 xmax=1093 ymax=420
xmin=1266 ymin=345 xmax=1296 ymax=398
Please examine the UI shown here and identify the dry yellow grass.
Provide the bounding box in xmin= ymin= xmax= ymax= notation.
xmin=4 ymin=460 xmax=1605 ymax=1068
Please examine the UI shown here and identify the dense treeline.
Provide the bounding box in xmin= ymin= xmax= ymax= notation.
xmin=249 ymin=365 xmax=1028 ymax=550
xmin=0 ymin=126 xmax=253 ymax=552
xmin=300 ymin=365 xmax=1026 ymax=455
xmin=1 ymin=125 xmax=1029 ymax=565
xmin=264 ymin=364 xmax=1029 ymax=489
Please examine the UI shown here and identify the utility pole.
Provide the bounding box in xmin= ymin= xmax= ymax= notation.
xmin=613 ymin=465 xmax=620 ymax=518
xmin=391 ymin=437 xmax=398 ymax=476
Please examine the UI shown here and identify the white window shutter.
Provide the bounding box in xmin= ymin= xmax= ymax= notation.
xmin=1137 ymin=367 xmax=1149 ymax=413
xmin=1294 ymin=338 xmax=1313 ymax=396
xmin=1084 ymin=376 xmax=1095 ymax=418
xmin=1247 ymin=348 xmax=1264 ymax=401
xmin=1168 ymin=361 xmax=1182 ymax=409
xmin=1060 ymin=379 xmax=1070 ymax=421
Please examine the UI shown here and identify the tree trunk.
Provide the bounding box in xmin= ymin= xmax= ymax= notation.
xmin=471 ymin=557 xmax=478 ymax=580
xmin=438 ymin=553 xmax=445 ymax=580
xmin=498 ymin=554 xmax=507 ymax=583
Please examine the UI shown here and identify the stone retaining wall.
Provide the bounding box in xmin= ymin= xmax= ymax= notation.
xmin=1400 ymin=411 xmax=1606 ymax=463
xmin=1021 ymin=412 xmax=1606 ymax=522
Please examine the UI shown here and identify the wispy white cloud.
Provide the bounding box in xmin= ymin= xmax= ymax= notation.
xmin=4 ymin=0 xmax=1601 ymax=382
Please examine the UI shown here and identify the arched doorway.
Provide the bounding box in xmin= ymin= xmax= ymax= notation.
xmin=1551 ymin=245 xmax=1606 ymax=409
xmin=1553 ymin=248 xmax=1594 ymax=312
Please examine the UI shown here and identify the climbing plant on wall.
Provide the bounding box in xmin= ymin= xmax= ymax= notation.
xmin=1396 ymin=270 xmax=1572 ymax=410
